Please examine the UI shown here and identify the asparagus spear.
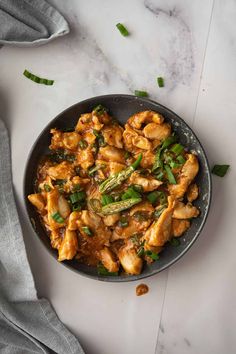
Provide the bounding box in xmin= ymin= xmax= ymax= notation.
xmin=101 ymin=198 xmax=142 ymax=215
xmin=99 ymin=153 xmax=142 ymax=194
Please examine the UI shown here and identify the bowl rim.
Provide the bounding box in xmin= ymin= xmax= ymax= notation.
xmin=23 ymin=94 xmax=212 ymax=282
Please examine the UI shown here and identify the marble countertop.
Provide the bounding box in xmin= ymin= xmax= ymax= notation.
xmin=0 ymin=0 xmax=235 ymax=353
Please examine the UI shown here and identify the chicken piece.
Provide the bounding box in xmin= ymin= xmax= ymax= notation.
xmin=68 ymin=211 xmax=81 ymax=230
xmin=78 ymin=210 xmax=111 ymax=243
xmin=83 ymin=131 xmax=96 ymax=144
xmin=49 ymin=129 xmax=81 ymax=151
xmin=144 ymin=196 xmax=176 ymax=246
xmin=131 ymin=135 xmax=152 ymax=150
xmin=48 ymin=161 xmax=75 ymax=180
xmin=98 ymin=146 xmax=125 ymax=163
xmin=123 ymin=124 xmax=151 ymax=151
xmin=187 ymin=183 xmax=199 ymax=202
xmin=75 ymin=113 xmax=93 ymax=132
xmin=129 ymin=171 xmax=163 ymax=192
xmin=109 ymin=162 xmax=126 ymax=175
xmin=47 ymin=189 xmax=66 ymax=229
xmin=139 ymin=150 xmax=156 ymax=168
xmin=72 ymin=176 xmax=90 ymax=187
xmin=171 ymin=219 xmax=190 ymax=237
xmin=168 ymin=154 xmax=199 ymax=198
xmin=77 ymin=147 xmax=94 ymax=170
xmin=102 ymin=124 xmax=124 ymax=149
xmin=58 ymin=195 xmax=71 ymax=219
xmin=173 ymin=201 xmax=199 ymax=219
xmin=128 ymin=111 xmax=164 ymax=130
xmin=103 ymin=213 xmax=120 ymax=226
xmin=50 ymin=229 xmax=63 ymax=249
xmin=143 ymin=122 xmax=171 ymax=141
xmin=118 ymin=246 xmax=143 ymax=275
xmin=58 ymin=229 xmax=78 ymax=261
xmin=100 ymin=247 xmax=119 ymax=273
xmin=129 ymin=201 xmax=154 ymax=216
xmin=28 ymin=193 xmax=45 ymax=212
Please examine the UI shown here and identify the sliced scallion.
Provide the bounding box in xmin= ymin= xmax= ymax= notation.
xmin=23 ymin=69 xmax=54 ymax=85
xmin=134 ymin=90 xmax=148 ymax=97
xmin=171 ymin=143 xmax=184 ymax=155
xmin=44 ymin=184 xmax=51 ymax=192
xmin=79 ymin=140 xmax=88 ymax=149
xmin=97 ymin=263 xmax=118 ymax=276
xmin=51 ymin=212 xmax=64 ymax=223
xmin=164 ymin=165 xmax=177 ymax=184
xmin=116 ymin=23 xmax=129 ymax=37
xmin=82 ymin=226 xmax=93 ymax=236
xmin=211 ymin=164 xmax=230 ymax=177
xmin=157 ymin=77 xmax=164 ymax=88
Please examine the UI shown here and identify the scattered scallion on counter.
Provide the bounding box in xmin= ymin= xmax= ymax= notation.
xmin=116 ymin=23 xmax=129 ymax=37
xmin=23 ymin=69 xmax=54 ymax=85
xmin=82 ymin=226 xmax=93 ymax=236
xmin=51 ymin=212 xmax=64 ymax=223
xmin=134 ymin=90 xmax=148 ymax=97
xmin=157 ymin=77 xmax=164 ymax=88
xmin=211 ymin=164 xmax=230 ymax=177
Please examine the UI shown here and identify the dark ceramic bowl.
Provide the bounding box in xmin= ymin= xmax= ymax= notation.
xmin=24 ymin=94 xmax=212 ymax=282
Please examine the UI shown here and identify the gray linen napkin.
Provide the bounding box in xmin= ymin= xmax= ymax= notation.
xmin=0 ymin=1 xmax=85 ymax=353
xmin=0 ymin=119 xmax=85 ymax=353
xmin=0 ymin=0 xmax=69 ymax=46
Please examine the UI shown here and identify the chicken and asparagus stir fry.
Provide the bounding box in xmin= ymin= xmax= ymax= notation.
xmin=28 ymin=106 xmax=200 ymax=276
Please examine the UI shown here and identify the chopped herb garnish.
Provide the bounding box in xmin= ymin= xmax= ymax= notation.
xmin=44 ymin=184 xmax=51 ymax=192
xmin=133 ymin=184 xmax=143 ymax=193
xmin=93 ymin=129 xmax=106 ymax=147
xmin=145 ymin=250 xmax=159 ymax=260
xmin=147 ymin=191 xmax=159 ymax=204
xmin=164 ymin=165 xmax=177 ymax=184
xmin=176 ymin=155 xmax=186 ymax=164
xmin=54 ymin=179 xmax=66 ymax=186
xmin=101 ymin=194 xmax=114 ymax=206
xmin=171 ymin=143 xmax=184 ymax=155
xmin=97 ymin=263 xmax=118 ymax=276
xmin=82 ymin=226 xmax=93 ymax=236
xmin=134 ymin=90 xmax=148 ymax=97
xmin=93 ymin=104 xmax=108 ymax=115
xmin=79 ymin=140 xmax=88 ymax=150
xmin=118 ymin=216 xmax=129 ymax=228
xmin=157 ymin=77 xmax=164 ymax=88
xmin=23 ymin=69 xmax=54 ymax=85
xmin=137 ymin=247 xmax=145 ymax=257
xmin=124 ymin=151 xmax=131 ymax=160
xmin=121 ymin=186 xmax=141 ymax=200
xmin=116 ymin=23 xmax=129 ymax=37
xmin=212 ymin=164 xmax=230 ymax=177
xmin=69 ymin=191 xmax=86 ymax=204
xmin=51 ymin=212 xmax=64 ymax=223
xmin=169 ymin=238 xmax=180 ymax=246
xmin=49 ymin=150 xmax=75 ymax=163
xmin=72 ymin=203 xmax=82 ymax=211
xmin=73 ymin=184 xmax=82 ymax=192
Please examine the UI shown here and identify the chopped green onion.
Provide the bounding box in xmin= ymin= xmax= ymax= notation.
xmin=161 ymin=135 xmax=177 ymax=149
xmin=157 ymin=77 xmax=164 ymax=88
xmin=169 ymin=161 xmax=182 ymax=169
xmin=153 ymin=205 xmax=167 ymax=219
xmin=130 ymin=234 xmax=141 ymax=244
xmin=82 ymin=226 xmax=93 ymax=236
xmin=51 ymin=212 xmax=64 ymax=223
xmin=147 ymin=191 xmax=159 ymax=204
xmin=133 ymin=184 xmax=143 ymax=193
xmin=154 ymin=170 xmax=164 ymax=181
xmin=169 ymin=238 xmax=180 ymax=246
xmin=72 ymin=203 xmax=82 ymax=211
xmin=97 ymin=263 xmax=118 ymax=276
xmin=79 ymin=140 xmax=88 ymax=149
xmin=73 ymin=184 xmax=82 ymax=192
xmin=118 ymin=216 xmax=129 ymax=228
xmin=49 ymin=150 xmax=75 ymax=163
xmin=116 ymin=23 xmax=129 ymax=37
xmin=176 ymin=155 xmax=186 ymax=164
xmin=44 ymin=184 xmax=51 ymax=192
xmin=164 ymin=165 xmax=176 ymax=184
xmin=101 ymin=194 xmax=114 ymax=206
xmin=88 ymin=164 xmax=105 ymax=176
xmin=124 ymin=151 xmax=131 ymax=160
xmin=92 ymin=129 xmax=106 ymax=147
xmin=54 ymin=179 xmax=67 ymax=186
xmin=145 ymin=250 xmax=159 ymax=260
xmin=211 ymin=164 xmax=230 ymax=177
xmin=62 ymin=127 xmax=74 ymax=132
xmin=133 ymin=211 xmax=150 ymax=222
xmin=93 ymin=104 xmax=108 ymax=115
xmin=131 ymin=153 xmax=143 ymax=169
xmin=69 ymin=191 xmax=86 ymax=204
xmin=171 ymin=143 xmax=184 ymax=155
xmin=134 ymin=90 xmax=148 ymax=97
xmin=23 ymin=69 xmax=54 ymax=85
xmin=137 ymin=247 xmax=145 ymax=257
xmin=121 ymin=186 xmax=141 ymax=200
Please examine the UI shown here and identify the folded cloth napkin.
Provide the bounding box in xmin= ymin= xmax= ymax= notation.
xmin=0 ymin=0 xmax=69 ymax=46
xmin=0 ymin=119 xmax=85 ymax=353
xmin=0 ymin=1 xmax=84 ymax=353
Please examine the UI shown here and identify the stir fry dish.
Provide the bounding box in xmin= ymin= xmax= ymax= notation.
xmin=28 ymin=106 xmax=200 ymax=276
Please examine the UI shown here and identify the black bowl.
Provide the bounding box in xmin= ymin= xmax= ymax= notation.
xmin=24 ymin=94 xmax=212 ymax=282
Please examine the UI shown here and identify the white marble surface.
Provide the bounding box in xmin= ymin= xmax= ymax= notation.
xmin=0 ymin=0 xmax=235 ymax=353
